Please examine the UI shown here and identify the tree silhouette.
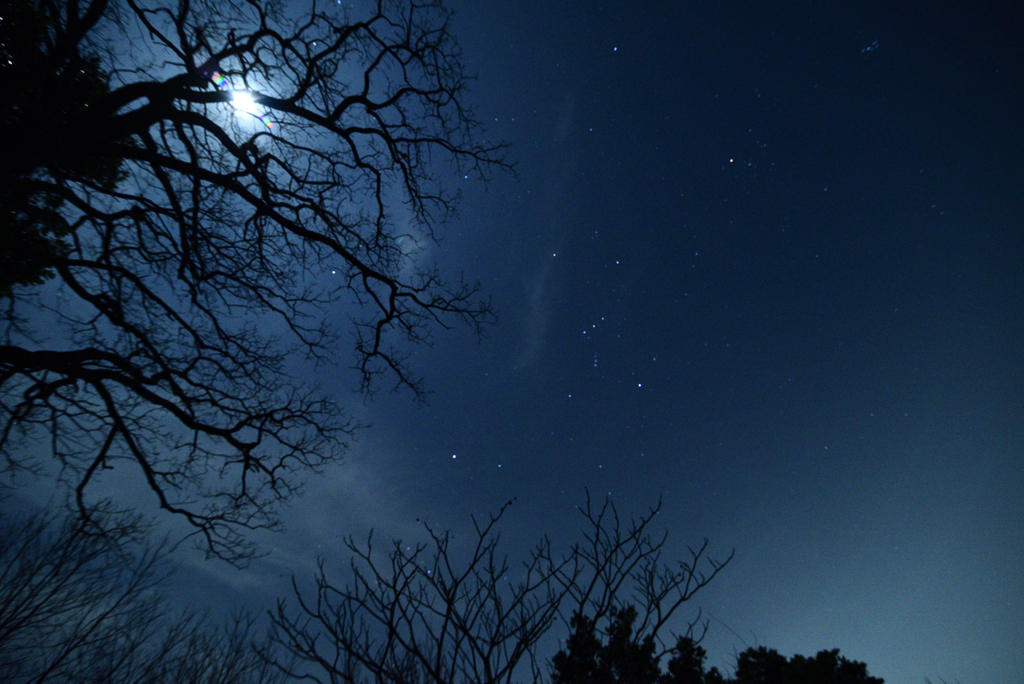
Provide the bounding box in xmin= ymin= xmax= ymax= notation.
xmin=0 ymin=0 xmax=508 ymax=563
xmin=0 ymin=0 xmax=126 ymax=293
xmin=0 ymin=506 xmax=290 ymax=683
xmin=732 ymin=646 xmax=884 ymax=684
xmin=551 ymin=606 xmax=660 ymax=684
xmin=732 ymin=646 xmax=790 ymax=684
xmin=550 ymin=622 xmax=884 ymax=684
xmin=267 ymin=494 xmax=733 ymax=684
xmin=661 ymin=636 xmax=725 ymax=684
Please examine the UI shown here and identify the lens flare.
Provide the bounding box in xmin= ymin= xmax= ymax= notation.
xmin=210 ymin=71 xmax=273 ymax=129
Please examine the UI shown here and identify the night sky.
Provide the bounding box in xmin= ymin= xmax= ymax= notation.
xmin=156 ymin=2 xmax=1022 ymax=683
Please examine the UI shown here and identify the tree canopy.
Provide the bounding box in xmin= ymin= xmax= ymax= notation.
xmin=0 ymin=0 xmax=124 ymax=292
xmin=550 ymin=610 xmax=885 ymax=684
xmin=0 ymin=0 xmax=507 ymax=563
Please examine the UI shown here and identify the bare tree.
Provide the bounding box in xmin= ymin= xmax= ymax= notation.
xmin=0 ymin=506 xmax=291 ymax=683
xmin=0 ymin=0 xmax=508 ymax=563
xmin=267 ymin=494 xmax=733 ymax=684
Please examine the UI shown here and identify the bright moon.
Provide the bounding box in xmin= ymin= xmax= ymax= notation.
xmin=231 ymin=91 xmax=259 ymax=115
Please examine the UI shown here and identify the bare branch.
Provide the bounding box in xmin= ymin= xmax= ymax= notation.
xmin=1 ymin=0 xmax=508 ymax=563
xmin=268 ymin=496 xmax=730 ymax=683
xmin=0 ymin=506 xmax=291 ymax=683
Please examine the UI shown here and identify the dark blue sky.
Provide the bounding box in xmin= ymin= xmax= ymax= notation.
xmin=175 ymin=2 xmax=1024 ymax=683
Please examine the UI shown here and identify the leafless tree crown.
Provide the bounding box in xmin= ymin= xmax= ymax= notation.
xmin=0 ymin=507 xmax=291 ymax=683
xmin=0 ymin=0 xmax=508 ymax=563
xmin=268 ymin=494 xmax=733 ymax=684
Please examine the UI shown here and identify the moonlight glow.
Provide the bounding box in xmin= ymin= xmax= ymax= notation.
xmin=208 ymin=70 xmax=272 ymax=128
xmin=231 ymin=91 xmax=258 ymax=115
